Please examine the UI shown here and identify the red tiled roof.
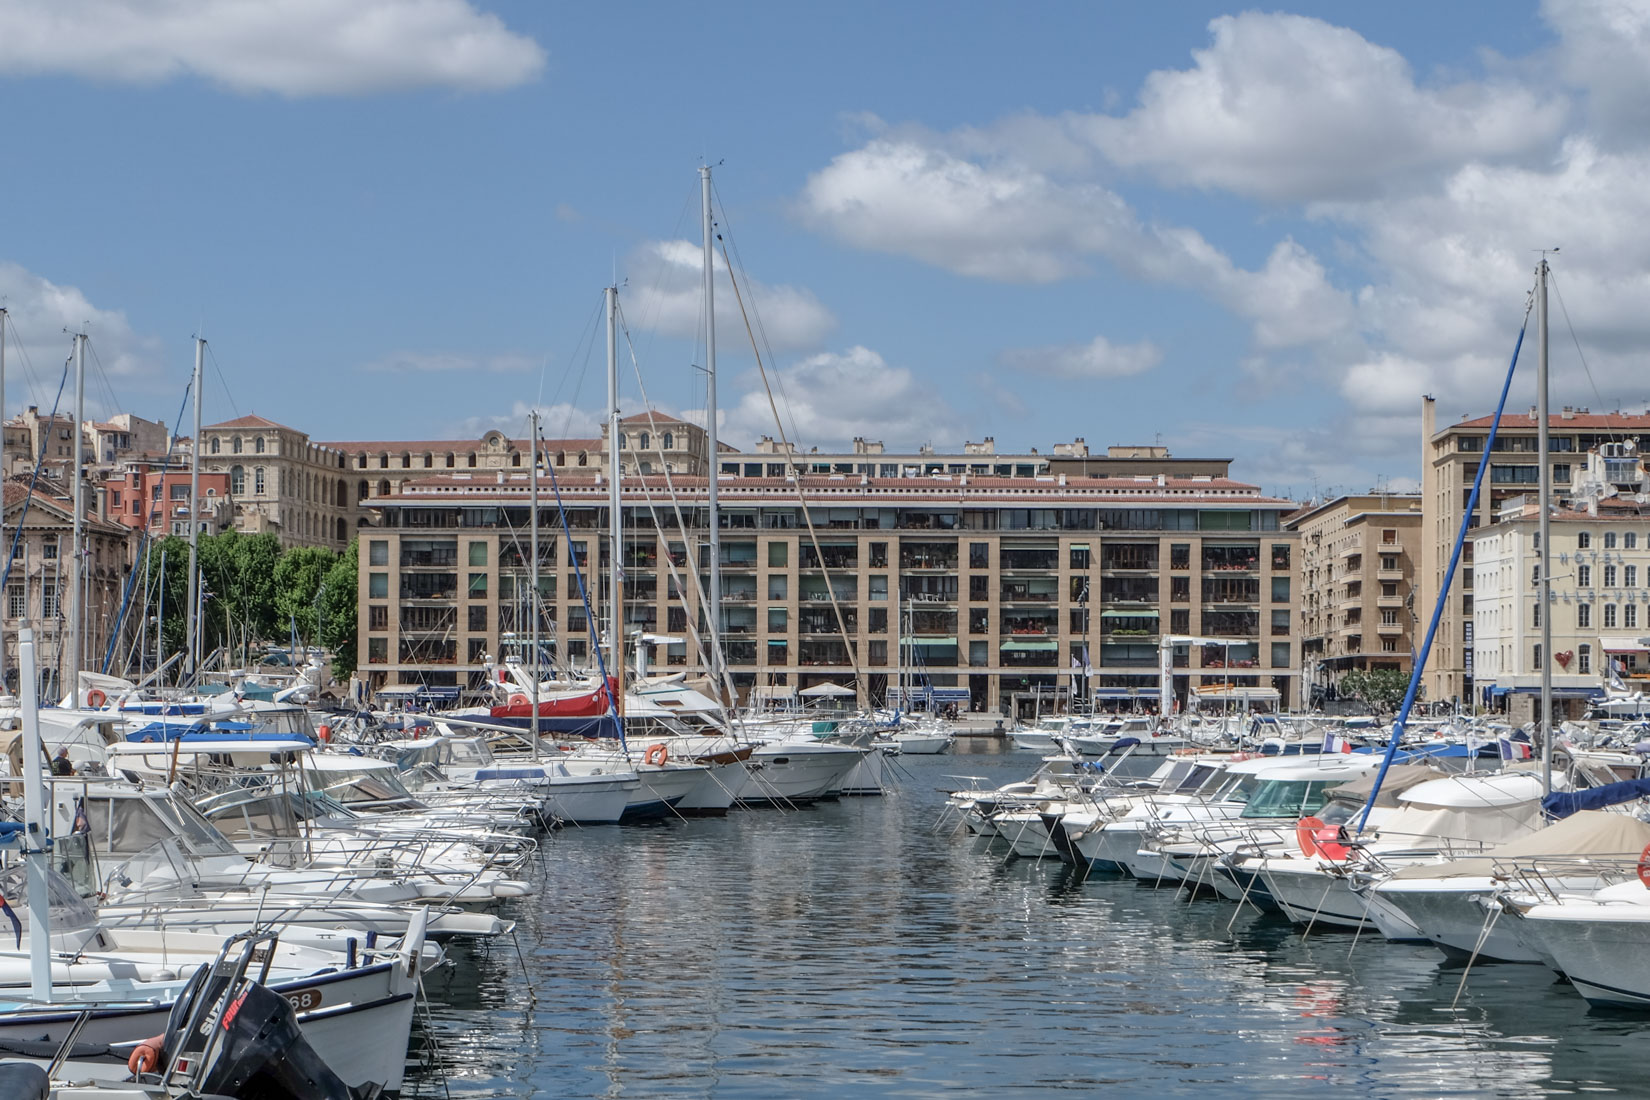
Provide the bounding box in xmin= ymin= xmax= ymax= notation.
xmin=1454 ymin=412 xmax=1650 ymax=430
xmin=318 ymin=437 xmax=602 ymax=453
xmin=206 ymin=414 xmax=288 ymax=431
xmin=619 ymin=411 xmax=692 ymax=426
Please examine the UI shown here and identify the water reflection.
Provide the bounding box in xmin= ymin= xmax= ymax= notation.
xmin=405 ymin=742 xmax=1646 ymax=1098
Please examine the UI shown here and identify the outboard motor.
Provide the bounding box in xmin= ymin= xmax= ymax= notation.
xmin=135 ymin=931 xmax=369 ymax=1100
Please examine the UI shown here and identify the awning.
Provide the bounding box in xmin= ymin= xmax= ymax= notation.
xmin=910 ymin=636 xmax=957 ymax=646
xmin=1068 ymin=543 xmax=1090 ymax=551
xmin=1601 ymin=635 xmax=1650 ymax=653
xmin=1100 ymin=609 xmax=1159 ymax=619
xmin=1000 ymin=639 xmax=1059 ymax=652
xmin=766 ymin=639 xmax=788 ymax=646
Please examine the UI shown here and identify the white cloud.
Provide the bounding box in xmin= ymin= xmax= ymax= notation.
xmin=1086 ymin=13 xmax=1565 ymax=202
xmin=453 ymin=401 xmax=603 ymax=441
xmin=626 ymin=239 xmax=836 ymax=353
xmin=0 ymin=0 xmax=545 ymax=96
xmin=362 ymin=351 xmax=536 ymax=374
xmin=1544 ymin=0 xmax=1650 ymax=137
xmin=722 ymin=346 xmax=959 ymax=451
xmin=0 ymin=261 xmax=159 ymax=416
xmin=999 ymin=335 xmax=1162 ymax=380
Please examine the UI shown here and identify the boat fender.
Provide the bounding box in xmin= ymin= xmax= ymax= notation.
xmin=316 ymin=724 xmax=331 ymax=743
xmin=128 ymin=1033 xmax=166 ymax=1075
xmin=1639 ymin=843 xmax=1650 ymax=890
xmin=644 ymin=743 xmax=669 ymax=767
xmin=509 ymin=693 xmax=531 ymax=707
xmin=86 ymin=688 xmax=107 ymax=708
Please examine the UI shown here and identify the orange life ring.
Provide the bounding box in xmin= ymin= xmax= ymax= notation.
xmin=86 ymin=688 xmax=107 ymax=708
xmin=1297 ymin=816 xmax=1324 ymax=858
xmin=508 ymin=693 xmax=530 ymax=707
xmin=644 ymin=743 xmax=669 ymax=767
xmin=1638 ymin=843 xmax=1650 ymax=890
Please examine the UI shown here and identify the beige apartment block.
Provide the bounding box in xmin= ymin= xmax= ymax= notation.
xmin=1285 ymin=493 xmax=1421 ymax=705
xmin=200 ymin=415 xmax=354 ymax=550
xmin=1420 ymin=398 xmax=1650 ymax=706
xmin=356 ymin=459 xmax=1301 ymax=717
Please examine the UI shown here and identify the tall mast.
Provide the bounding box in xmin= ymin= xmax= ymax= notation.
xmin=0 ymin=306 xmax=7 ymax=694
xmin=700 ymin=165 xmax=724 ymax=692
xmin=606 ymin=285 xmax=625 ymax=711
xmin=67 ymin=332 xmax=86 ymax=702
xmin=1537 ymin=258 xmax=1553 ymax=793
xmin=185 ymin=336 xmax=204 ymax=687
xmin=529 ymin=408 xmax=540 ymax=757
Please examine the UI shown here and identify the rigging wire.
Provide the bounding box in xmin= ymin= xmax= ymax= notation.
xmin=1547 ymin=269 xmax=1630 ymax=444
xmin=0 ymin=311 xmax=51 ymax=411
xmin=204 ymin=341 xmax=242 ymax=422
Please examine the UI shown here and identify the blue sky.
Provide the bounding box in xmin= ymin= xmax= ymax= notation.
xmin=2 ymin=1 xmax=1647 ymax=499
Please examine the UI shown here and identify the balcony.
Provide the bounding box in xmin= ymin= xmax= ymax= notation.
xmin=1376 ymin=621 xmax=1404 ymax=635
xmin=1376 ymin=594 xmax=1404 ymax=609
xmin=1376 ymin=567 xmax=1404 ymax=582
xmin=1376 ymin=540 xmax=1404 ymax=556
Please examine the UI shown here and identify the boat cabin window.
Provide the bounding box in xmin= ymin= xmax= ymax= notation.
xmin=1174 ymin=764 xmax=1217 ymax=793
xmin=83 ymin=798 xmax=179 ymax=855
xmin=1154 ymin=761 xmax=1194 ymax=791
xmin=1216 ymin=774 xmax=1259 ymax=803
xmin=1239 ymin=779 xmax=1336 ymax=819
xmin=150 ymin=795 xmax=241 ymax=856
xmin=0 ymin=865 xmax=98 ymax=932
xmin=447 ymin=740 xmax=491 ymax=765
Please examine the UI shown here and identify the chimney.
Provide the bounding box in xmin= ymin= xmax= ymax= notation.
xmin=1561 ymin=406 xmax=1575 ymax=420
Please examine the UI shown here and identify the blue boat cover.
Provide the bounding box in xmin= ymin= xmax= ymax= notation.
xmin=1542 ymin=778 xmax=1650 ymax=819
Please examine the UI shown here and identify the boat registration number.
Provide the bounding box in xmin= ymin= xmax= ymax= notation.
xmin=285 ymin=987 xmax=324 ymax=1012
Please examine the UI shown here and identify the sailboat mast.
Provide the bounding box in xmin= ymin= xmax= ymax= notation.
xmin=700 ymin=165 xmax=724 ymax=692
xmin=0 ymin=307 xmax=7 ymax=694
xmin=529 ymin=408 xmax=540 ymax=756
xmin=185 ymin=336 xmax=204 ymax=687
xmin=17 ymin=626 xmax=51 ymax=1001
xmin=67 ymin=332 xmax=86 ymax=702
xmin=1537 ymin=258 xmax=1553 ymax=792
xmin=606 ymin=285 xmax=624 ymax=711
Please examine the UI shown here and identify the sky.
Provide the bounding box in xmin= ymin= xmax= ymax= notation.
xmin=1 ymin=1 xmax=1647 ymax=499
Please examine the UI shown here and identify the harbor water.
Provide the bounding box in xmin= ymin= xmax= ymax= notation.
xmin=412 ymin=743 xmax=1650 ymax=1098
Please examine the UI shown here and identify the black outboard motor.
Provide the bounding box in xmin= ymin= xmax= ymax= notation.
xmin=142 ymin=931 xmax=371 ymax=1100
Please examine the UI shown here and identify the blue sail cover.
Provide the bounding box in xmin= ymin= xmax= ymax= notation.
xmin=1542 ymin=778 xmax=1650 ymax=819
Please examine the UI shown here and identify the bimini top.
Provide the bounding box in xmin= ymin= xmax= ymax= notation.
xmin=1397 ymin=771 xmax=1548 ymax=810
xmin=1225 ymin=755 xmax=1382 ymax=782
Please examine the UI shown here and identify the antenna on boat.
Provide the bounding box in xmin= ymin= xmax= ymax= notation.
xmin=1536 ymin=253 xmax=1553 ymax=795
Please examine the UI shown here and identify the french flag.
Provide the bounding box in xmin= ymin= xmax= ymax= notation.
xmin=1499 ymin=738 xmax=1534 ymax=761
xmin=1321 ymin=732 xmax=1354 ymax=754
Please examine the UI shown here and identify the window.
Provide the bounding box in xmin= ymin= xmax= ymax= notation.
xmin=1627 ymin=533 xmax=1638 ymax=550
xmin=1533 ymin=643 xmax=1542 ymax=670
xmin=1381 ymin=610 xmax=1398 ymax=625
xmin=768 ymin=542 xmax=787 ymax=568
xmin=368 ymin=573 xmax=388 ymax=599
xmin=468 ymin=606 xmax=487 ymax=632
xmin=1579 ymin=644 xmax=1592 ymax=674
xmin=230 ymin=465 xmax=245 ymax=494
xmin=1070 ymin=545 xmax=1090 ymax=570
xmin=969 ymin=575 xmax=989 ymax=601
xmin=468 ymin=541 xmax=487 ymax=566
xmin=1606 ymin=564 xmax=1619 ymax=587
xmin=1578 ymin=532 xmax=1592 ymax=549
xmin=1271 ymin=642 xmax=1290 ymax=667
xmin=209 ymin=437 xmax=219 ymax=455
xmin=1605 ymin=604 xmax=1619 ymax=628
xmin=1381 ymin=638 xmax=1397 ymax=652
xmin=1578 ymin=603 xmax=1591 ymax=627
xmin=369 ymin=541 xmax=388 ymax=566
xmin=367 ymin=638 xmax=387 ymax=664
xmin=970 ymin=543 xmax=989 ymax=569
xmin=1628 ymin=565 xmax=1639 ymax=587
xmin=232 ymin=436 xmax=242 ymax=454
xmin=255 ymin=437 xmax=265 ymax=454
xmin=1626 ymin=605 xmax=1639 ymax=629
xmin=368 ymin=605 xmax=388 ymax=631
xmin=42 ymin=536 xmax=58 ymax=560
xmin=1605 ymin=532 xmax=1618 ymax=549
xmin=6 ymin=585 xmax=22 ymax=618
xmin=42 ymin=583 xmax=57 ymax=619
xmin=1533 ymin=602 xmax=1541 ymax=628
xmin=254 ymin=467 xmax=265 ymax=494
xmin=1578 ymin=564 xmax=1591 ymax=587
xmin=663 ymin=432 xmax=674 ymax=450
xmin=468 ymin=573 xmax=488 ymax=598
xmin=767 ymin=607 xmax=788 ymax=632
xmin=639 ymin=432 xmax=650 ymax=450
xmin=869 ymin=607 xmax=887 ymax=632
xmin=869 ymin=575 xmax=888 ymax=601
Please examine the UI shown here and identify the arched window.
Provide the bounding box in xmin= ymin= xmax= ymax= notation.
xmin=336 ymin=518 xmax=347 ymax=542
xmin=356 ymin=452 xmax=366 ymax=469
xmin=423 ymin=452 xmax=433 ymax=468
xmin=577 ymin=451 xmax=588 ymax=467
xmin=210 ymin=437 xmax=220 ymax=455
xmin=358 ymin=479 xmax=369 ymax=502
xmin=616 ymin=434 xmax=625 ymax=449
xmin=640 ymin=461 xmax=653 ymax=475
xmin=663 ymin=432 xmax=674 ymax=450
xmin=379 ymin=452 xmax=389 ymax=469
xmin=511 ymin=453 xmax=521 ymax=467
xmin=230 ymin=465 xmax=245 ymax=494
xmin=555 ymin=451 xmax=565 ymax=467
xmin=401 ymin=452 xmax=411 ymax=469
xmin=467 ymin=453 xmax=477 ymax=468
xmin=254 ymin=467 xmax=265 ymax=494
xmin=255 ymin=437 xmax=265 ymax=454
xmin=445 ymin=453 xmax=455 ymax=468
xmin=640 ymin=431 xmax=650 ymax=450
xmin=337 ymin=478 xmax=346 ymax=505
xmin=378 ymin=478 xmax=390 ymax=496
xmin=232 ymin=436 xmax=242 ymax=454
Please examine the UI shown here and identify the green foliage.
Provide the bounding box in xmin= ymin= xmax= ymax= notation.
xmin=316 ymin=540 xmax=358 ymax=678
xmin=138 ymin=533 xmax=356 ymax=674
xmin=1337 ymin=668 xmax=1412 ymax=711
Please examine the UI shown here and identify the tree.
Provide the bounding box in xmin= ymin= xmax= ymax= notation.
xmin=274 ymin=546 xmax=338 ymax=645
xmin=316 ymin=540 xmax=358 ymax=678
xmin=1337 ymin=668 xmax=1412 ymax=711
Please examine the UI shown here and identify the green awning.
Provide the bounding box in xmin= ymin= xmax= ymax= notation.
xmin=766 ymin=639 xmax=788 ymax=646
xmin=1000 ymin=639 xmax=1059 ymax=652
xmin=910 ymin=636 xmax=957 ymax=646
xmin=1068 ymin=543 xmax=1090 ymax=550
xmin=1100 ymin=609 xmax=1159 ymax=619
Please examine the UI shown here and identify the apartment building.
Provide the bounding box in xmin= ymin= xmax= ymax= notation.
xmin=356 ymin=452 xmax=1301 ymax=716
xmin=1286 ymin=493 xmax=1422 ymax=705
xmin=1420 ymin=398 xmax=1650 ymax=706
xmin=199 ymin=415 xmax=355 ymax=550
xmin=0 ymin=480 xmax=130 ymax=695
xmin=1471 ymin=442 xmax=1650 ymax=720
xmin=101 ymin=456 xmax=233 ymax=538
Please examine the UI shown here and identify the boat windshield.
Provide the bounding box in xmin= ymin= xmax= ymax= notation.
xmin=1172 ymin=764 xmax=1218 ymax=794
xmin=146 ymin=794 xmax=241 ymax=857
xmin=0 ymin=864 xmax=98 ymax=932
xmin=1239 ymin=779 xmax=1336 ymax=820
xmin=1215 ymin=774 xmax=1259 ymax=804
